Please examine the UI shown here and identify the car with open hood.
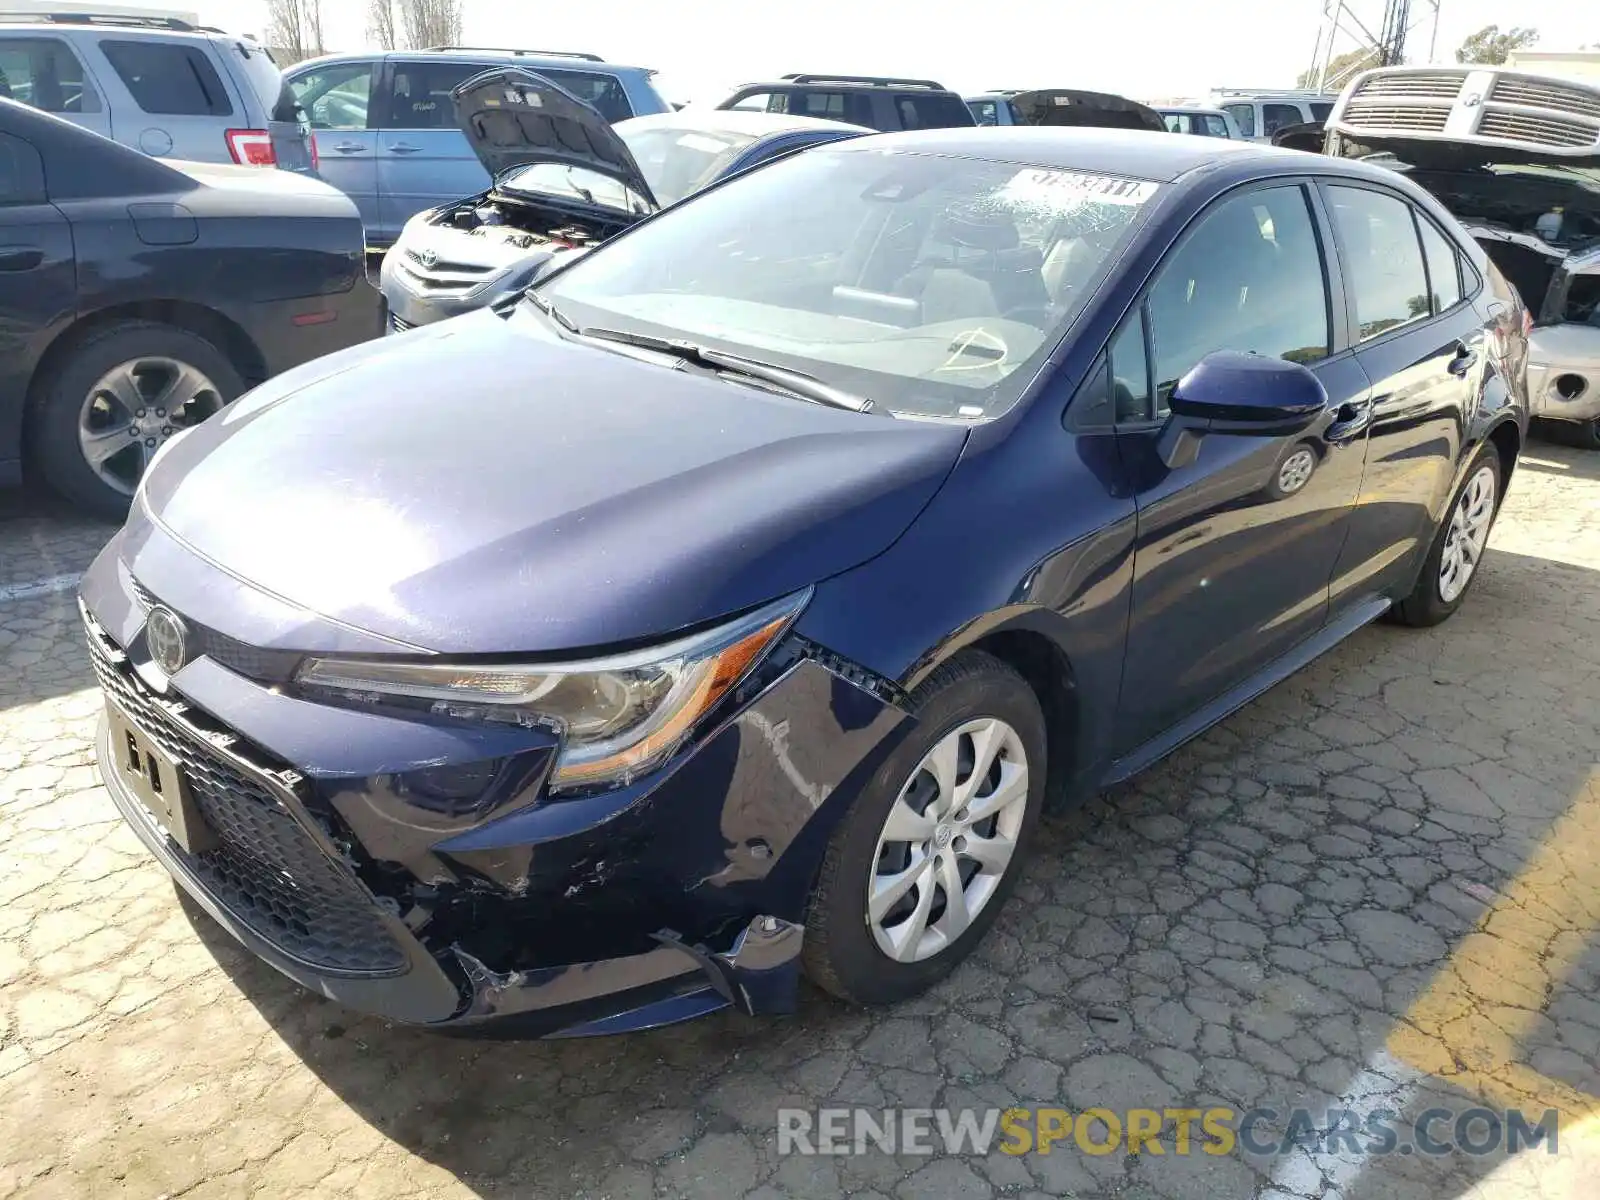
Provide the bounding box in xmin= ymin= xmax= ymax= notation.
xmin=380 ymin=70 xmax=870 ymax=331
xmin=1327 ymin=66 xmax=1600 ymax=446
xmin=83 ymin=128 xmax=1524 ymax=1036
xmin=966 ymin=89 xmax=1167 ymax=133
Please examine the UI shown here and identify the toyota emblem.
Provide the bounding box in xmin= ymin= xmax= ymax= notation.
xmin=145 ymin=606 xmax=189 ymax=676
xmin=418 ymin=248 xmax=439 ymax=269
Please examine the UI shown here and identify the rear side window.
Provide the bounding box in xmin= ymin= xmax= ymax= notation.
xmin=384 ymin=60 xmax=479 ymax=128
xmin=968 ymin=99 xmax=999 ymax=125
xmin=539 ymin=68 xmax=633 ymax=123
xmin=1310 ymin=101 xmax=1334 ymax=121
xmin=0 ymin=37 xmax=99 ymax=114
xmin=1224 ymin=103 xmax=1255 ymax=136
xmin=1202 ymin=114 xmax=1230 ymax=137
xmin=1327 ymin=185 xmax=1431 ymax=340
xmin=100 ymin=39 xmax=232 ymax=116
xmin=1262 ymin=103 xmax=1301 ymax=135
xmin=795 ymin=89 xmax=874 ymax=126
xmin=1417 ymin=216 xmax=1464 ymax=313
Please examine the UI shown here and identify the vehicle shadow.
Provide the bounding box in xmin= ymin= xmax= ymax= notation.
xmin=173 ymin=539 xmax=1600 ymax=1198
xmin=1521 ymin=430 xmax=1600 ymax=480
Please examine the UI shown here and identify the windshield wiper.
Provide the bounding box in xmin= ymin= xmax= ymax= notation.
xmin=575 ymin=326 xmax=877 ymax=414
xmin=524 ymin=289 xmax=578 ymax=333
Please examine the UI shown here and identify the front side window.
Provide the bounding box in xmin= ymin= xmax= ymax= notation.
xmin=99 ymin=40 xmax=231 ymax=116
xmin=1263 ymin=103 xmax=1302 ymax=135
xmin=384 ymin=61 xmax=478 ymax=128
xmin=1202 ymin=114 xmax=1230 ymax=138
xmin=1162 ymin=113 xmax=1187 ymax=134
xmin=1148 ymin=186 xmax=1331 ymax=408
xmin=290 ymin=62 xmax=373 ymax=130
xmin=1224 ymin=103 xmax=1255 ymax=137
xmin=534 ymin=149 xmax=1160 ymax=419
xmin=1310 ymin=101 xmax=1334 ymax=121
xmin=968 ymin=100 xmax=1000 ymax=126
xmin=0 ymin=38 xmax=98 ymax=114
xmin=1416 ymin=216 xmax=1464 ymax=313
xmin=1327 ymin=185 xmax=1431 ymax=340
xmin=727 ymin=90 xmax=782 ymax=113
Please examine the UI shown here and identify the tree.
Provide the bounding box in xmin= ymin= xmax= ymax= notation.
xmin=265 ymin=0 xmax=324 ymax=63
xmin=1455 ymin=25 xmax=1540 ymax=66
xmin=1298 ymin=48 xmax=1379 ymax=91
xmin=367 ymin=0 xmax=400 ymax=49
xmin=398 ymin=0 xmax=463 ymax=50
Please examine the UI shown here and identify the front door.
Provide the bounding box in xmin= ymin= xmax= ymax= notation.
xmin=1111 ymin=182 xmax=1372 ymax=753
xmin=375 ymin=59 xmax=489 ymax=245
xmin=289 ymin=60 xmax=381 ymax=234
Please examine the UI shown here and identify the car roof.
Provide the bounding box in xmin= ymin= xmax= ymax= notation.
xmin=291 ymin=50 xmax=653 ymax=75
xmin=1156 ymin=105 xmax=1229 ymax=116
xmin=824 ymin=125 xmax=1382 ymax=183
xmin=616 ymin=109 xmax=872 ymax=138
xmin=0 ymin=18 xmax=221 ymax=43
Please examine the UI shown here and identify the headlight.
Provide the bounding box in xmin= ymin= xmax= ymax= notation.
xmin=295 ymin=591 xmax=807 ymax=792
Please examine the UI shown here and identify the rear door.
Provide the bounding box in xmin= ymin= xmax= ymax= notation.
xmin=0 ymin=132 xmax=73 ymax=476
xmin=92 ymin=37 xmax=239 ymax=162
xmin=1321 ymin=181 xmax=1490 ymax=606
xmin=374 ymin=57 xmax=489 ymax=244
xmin=0 ymin=35 xmax=111 ymax=139
xmin=288 ymin=59 xmax=379 ymax=229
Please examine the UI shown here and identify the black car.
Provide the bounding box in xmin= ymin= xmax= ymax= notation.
xmin=0 ymin=97 xmax=377 ymax=516
xmin=715 ymin=74 xmax=975 ymax=132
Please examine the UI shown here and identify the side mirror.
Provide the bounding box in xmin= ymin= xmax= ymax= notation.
xmin=1158 ymin=351 xmax=1327 ymax=468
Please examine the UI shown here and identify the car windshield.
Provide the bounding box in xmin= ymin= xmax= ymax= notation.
xmin=617 ymin=121 xmax=767 ymax=206
xmin=526 ymin=147 xmax=1159 ymax=419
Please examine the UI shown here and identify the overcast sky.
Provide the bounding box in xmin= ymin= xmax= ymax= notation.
xmin=198 ymin=0 xmax=1593 ymax=105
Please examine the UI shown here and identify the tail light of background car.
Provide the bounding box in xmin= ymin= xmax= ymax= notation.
xmin=225 ymin=129 xmax=276 ymax=167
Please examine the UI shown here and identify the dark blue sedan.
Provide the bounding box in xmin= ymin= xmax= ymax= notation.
xmin=82 ymin=128 xmax=1528 ymax=1035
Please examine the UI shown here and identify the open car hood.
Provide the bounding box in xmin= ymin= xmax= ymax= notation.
xmin=452 ymin=68 xmax=657 ymax=207
xmin=1008 ymin=89 xmax=1166 ymax=133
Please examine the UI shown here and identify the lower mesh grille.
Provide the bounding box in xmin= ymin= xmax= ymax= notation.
xmin=86 ymin=613 xmax=407 ymax=976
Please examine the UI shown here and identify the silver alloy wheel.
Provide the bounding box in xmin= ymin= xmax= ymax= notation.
xmin=866 ymin=717 xmax=1029 ymax=963
xmin=78 ymin=357 xmax=223 ymax=496
xmin=1438 ymin=464 xmax=1497 ymax=604
xmin=1277 ymin=446 xmax=1316 ymax=495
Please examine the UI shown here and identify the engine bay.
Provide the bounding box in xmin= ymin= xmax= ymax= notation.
xmin=432 ymin=191 xmax=637 ymax=255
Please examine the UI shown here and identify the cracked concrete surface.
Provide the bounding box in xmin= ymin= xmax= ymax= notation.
xmin=2 ymin=444 xmax=1599 ymax=1199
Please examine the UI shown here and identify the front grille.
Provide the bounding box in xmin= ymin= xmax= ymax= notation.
xmin=86 ymin=613 xmax=406 ymax=976
xmin=1353 ymin=72 xmax=1464 ymax=100
xmin=1490 ymin=77 xmax=1600 ymax=120
xmin=1478 ymin=108 xmax=1600 ymax=149
xmin=127 ymin=583 xmax=302 ymax=684
xmin=1341 ymin=98 xmax=1452 ymax=133
xmin=395 ymin=250 xmax=494 ymax=294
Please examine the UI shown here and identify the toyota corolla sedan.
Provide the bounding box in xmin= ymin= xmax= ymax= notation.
xmin=83 ymin=128 xmax=1527 ymax=1036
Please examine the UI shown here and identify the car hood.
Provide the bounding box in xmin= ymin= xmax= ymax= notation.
xmin=452 ymin=67 xmax=658 ymax=207
xmin=136 ymin=310 xmax=968 ymax=655
xmin=1009 ymin=89 xmax=1167 ymax=133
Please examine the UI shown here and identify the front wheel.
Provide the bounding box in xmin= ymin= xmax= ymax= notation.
xmin=802 ymin=650 xmax=1046 ymax=1005
xmin=1392 ymin=444 xmax=1502 ymax=627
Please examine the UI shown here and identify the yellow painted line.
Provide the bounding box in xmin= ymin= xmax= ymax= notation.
xmin=1387 ymin=766 xmax=1600 ymax=1125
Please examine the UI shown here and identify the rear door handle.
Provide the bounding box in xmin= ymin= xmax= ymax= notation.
xmin=330 ymin=141 xmax=369 ymax=154
xmin=387 ymin=142 xmax=423 ymax=154
xmin=1448 ymin=343 xmax=1479 ymax=377
xmin=0 ymin=247 xmax=44 ymax=272
xmin=1326 ymin=397 xmax=1373 ymax=444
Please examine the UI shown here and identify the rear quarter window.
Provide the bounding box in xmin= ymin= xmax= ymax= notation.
xmin=894 ymin=92 xmax=972 ymax=129
xmin=538 ymin=68 xmax=634 ymax=123
xmin=99 ymin=39 xmax=233 ymax=116
xmin=223 ymin=38 xmax=300 ymax=122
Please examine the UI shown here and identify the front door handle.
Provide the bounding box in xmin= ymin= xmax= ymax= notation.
xmin=1326 ymin=397 xmax=1373 ymax=444
xmin=388 ymin=142 xmax=423 ymax=154
xmin=330 ymin=141 xmax=369 ymax=154
xmin=1448 ymin=343 xmax=1479 ymax=377
xmin=0 ymin=247 xmax=44 ymax=272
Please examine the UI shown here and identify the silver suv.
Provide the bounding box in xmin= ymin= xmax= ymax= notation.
xmin=0 ymin=11 xmax=314 ymax=171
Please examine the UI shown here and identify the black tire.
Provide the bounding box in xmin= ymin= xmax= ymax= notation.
xmin=1573 ymin=418 xmax=1600 ymax=451
xmin=28 ymin=321 xmax=243 ymax=519
xmin=1392 ymin=442 xmax=1503 ymax=628
xmin=802 ymin=650 xmax=1047 ymax=1005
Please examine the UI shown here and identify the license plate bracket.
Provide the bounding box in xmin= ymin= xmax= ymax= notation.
xmin=106 ymin=701 xmax=217 ymax=855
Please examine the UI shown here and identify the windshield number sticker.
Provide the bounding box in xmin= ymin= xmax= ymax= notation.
xmin=1002 ymin=170 xmax=1158 ymax=209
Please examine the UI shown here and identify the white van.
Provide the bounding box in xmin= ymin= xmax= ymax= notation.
xmin=1207 ymin=89 xmax=1337 ymax=141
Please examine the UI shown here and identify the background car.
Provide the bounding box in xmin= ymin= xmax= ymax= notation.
xmin=285 ymin=48 xmax=671 ymax=246
xmin=0 ymin=97 xmax=376 ymax=516
xmin=1156 ymin=104 xmax=1242 ymax=139
xmin=965 ymin=88 xmax=1167 ymax=132
xmin=716 ymin=73 xmax=974 ymax=132
xmin=0 ymin=10 xmax=314 ymax=172
xmin=1326 ymin=65 xmax=1600 ymax=447
xmin=83 ymin=128 xmax=1525 ymax=1036
xmin=381 ymin=74 xmax=870 ymax=332
xmin=1207 ymin=87 xmax=1336 ymax=142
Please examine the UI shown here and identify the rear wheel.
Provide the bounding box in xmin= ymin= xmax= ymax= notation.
xmin=29 ymin=321 xmax=242 ymax=518
xmin=1392 ymin=443 xmax=1502 ymax=627
xmin=802 ymin=651 xmax=1046 ymax=1005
